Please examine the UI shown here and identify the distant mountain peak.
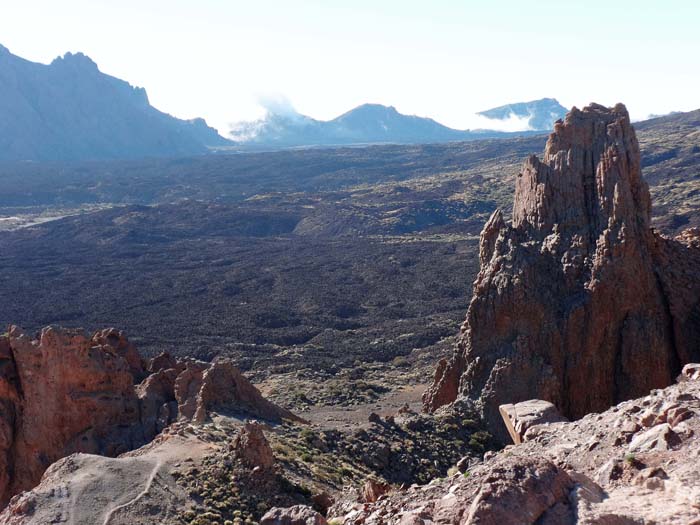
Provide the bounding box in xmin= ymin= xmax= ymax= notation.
xmin=354 ymin=103 xmax=398 ymax=112
xmin=477 ymin=98 xmax=567 ymax=131
xmin=229 ymin=102 xmax=458 ymax=146
xmin=56 ymin=51 xmax=98 ymax=66
xmin=334 ymin=103 xmax=403 ymax=122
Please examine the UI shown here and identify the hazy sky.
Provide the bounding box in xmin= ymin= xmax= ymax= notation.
xmin=2 ymin=0 xmax=699 ymax=134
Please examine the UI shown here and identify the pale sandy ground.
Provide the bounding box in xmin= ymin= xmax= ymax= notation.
xmin=0 ymin=205 xmax=113 ymax=231
xmin=1 ymin=433 xmax=215 ymax=525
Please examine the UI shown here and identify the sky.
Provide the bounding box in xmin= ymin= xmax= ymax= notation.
xmin=1 ymin=0 xmax=699 ymax=134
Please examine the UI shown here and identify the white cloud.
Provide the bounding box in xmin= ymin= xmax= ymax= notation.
xmin=461 ymin=112 xmax=534 ymax=133
xmin=255 ymin=93 xmax=299 ymax=118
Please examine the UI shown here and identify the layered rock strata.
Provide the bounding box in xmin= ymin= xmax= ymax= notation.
xmin=0 ymin=325 xmax=297 ymax=504
xmin=424 ymin=103 xmax=700 ymax=442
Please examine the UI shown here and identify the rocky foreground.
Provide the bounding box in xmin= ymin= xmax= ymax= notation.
xmin=4 ymin=359 xmax=700 ymax=524
xmin=0 ymin=323 xmax=493 ymax=524
xmin=329 ymin=364 xmax=700 ymax=525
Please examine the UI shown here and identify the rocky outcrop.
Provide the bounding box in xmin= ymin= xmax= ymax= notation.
xmin=2 ymin=326 xmax=145 ymax=502
xmin=233 ymin=421 xmax=275 ymax=470
xmin=360 ymin=479 xmax=391 ymax=503
xmin=193 ymin=360 xmax=299 ymax=424
xmin=337 ymin=370 xmax=700 ymax=524
xmin=0 ymin=434 xmax=210 ymax=525
xmin=424 ymin=103 xmax=700 ymax=442
xmin=0 ymin=325 xmax=298 ymax=505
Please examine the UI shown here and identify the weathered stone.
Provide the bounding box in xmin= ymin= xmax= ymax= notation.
xmin=311 ymin=492 xmax=335 ymax=515
xmin=456 ymin=456 xmax=476 ymax=473
xmin=499 ymin=400 xmax=567 ymax=444
xmin=464 ymin=457 xmax=574 ymax=524
xmin=137 ymin=367 xmax=182 ymax=440
xmin=681 ymin=363 xmax=700 ymax=381
xmin=261 ymin=505 xmax=328 ymax=525
xmin=361 ymin=478 xmax=391 ymax=503
xmin=91 ymin=327 xmax=145 ymax=380
xmin=232 ymin=421 xmax=275 ymax=470
xmin=334 ymin=378 xmax=700 ymax=525
xmin=628 ymin=423 xmax=680 ymax=452
xmin=193 ymin=359 xmax=302 ymax=423
xmin=147 ymin=352 xmax=178 ymax=373
xmin=4 ymin=326 xmax=144 ymax=503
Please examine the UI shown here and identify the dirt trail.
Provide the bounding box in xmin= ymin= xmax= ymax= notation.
xmin=4 ymin=435 xmax=214 ymax=525
xmin=101 ymin=458 xmax=164 ymax=525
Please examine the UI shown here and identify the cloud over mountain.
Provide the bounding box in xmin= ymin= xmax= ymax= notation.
xmin=228 ymin=98 xmax=566 ymax=148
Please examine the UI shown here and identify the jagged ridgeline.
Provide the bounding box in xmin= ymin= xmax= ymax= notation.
xmin=0 ymin=44 xmax=230 ymax=161
xmin=424 ymin=103 xmax=700 ymax=442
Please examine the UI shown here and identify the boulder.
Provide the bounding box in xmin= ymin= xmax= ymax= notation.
xmin=147 ymin=352 xmax=179 ymax=373
xmin=361 ymin=478 xmax=391 ymax=503
xmin=681 ymin=363 xmax=700 ymax=381
xmin=499 ymin=400 xmax=567 ymax=444
xmin=628 ymin=423 xmax=680 ymax=452
xmin=261 ymin=505 xmax=328 ymax=525
xmin=464 ymin=457 xmax=574 ymax=524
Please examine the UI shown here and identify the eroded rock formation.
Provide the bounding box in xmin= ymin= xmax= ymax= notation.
xmin=0 ymin=325 xmax=298 ymax=505
xmin=233 ymin=421 xmax=275 ymax=470
xmin=424 ymin=103 xmax=700 ymax=441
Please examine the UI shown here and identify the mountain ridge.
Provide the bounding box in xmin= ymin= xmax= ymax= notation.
xmin=0 ymin=45 xmax=230 ymax=162
xmin=229 ymin=98 xmax=566 ymax=149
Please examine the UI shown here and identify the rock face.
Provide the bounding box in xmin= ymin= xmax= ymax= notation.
xmin=424 ymin=103 xmax=700 ymax=442
xmin=1 ymin=326 xmax=145 ymax=502
xmin=0 ymin=325 xmax=298 ymax=505
xmin=336 ymin=370 xmax=700 ymax=524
